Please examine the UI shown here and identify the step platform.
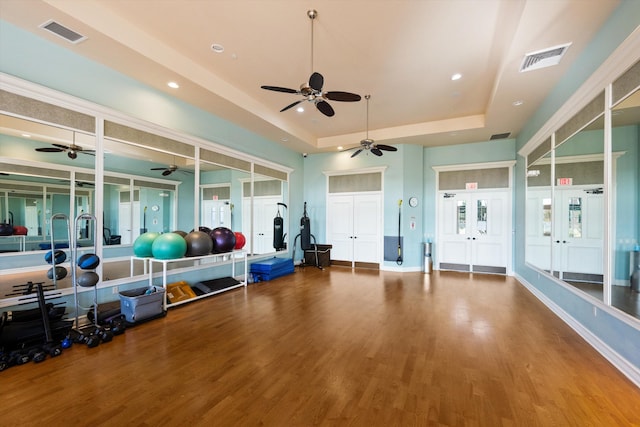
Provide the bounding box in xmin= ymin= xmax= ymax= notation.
xmin=250 ymin=257 xmax=294 ymax=282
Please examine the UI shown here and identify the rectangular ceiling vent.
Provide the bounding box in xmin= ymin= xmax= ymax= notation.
xmin=490 ymin=132 xmax=511 ymax=140
xmin=520 ymin=43 xmax=571 ymax=73
xmin=39 ymin=20 xmax=87 ymax=44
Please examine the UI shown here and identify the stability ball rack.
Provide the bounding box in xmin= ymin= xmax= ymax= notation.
xmin=48 ymin=213 xmax=70 ymax=289
xmin=71 ymin=213 xmax=100 ymax=329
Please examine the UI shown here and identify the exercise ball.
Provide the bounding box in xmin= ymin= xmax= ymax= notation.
xmin=12 ymin=225 xmax=27 ymax=235
xmin=45 ymin=249 xmax=67 ymax=265
xmin=185 ymin=231 xmax=213 ymax=256
xmin=151 ymin=232 xmax=187 ymax=260
xmin=210 ymin=227 xmax=236 ymax=253
xmin=77 ymin=253 xmax=100 ymax=270
xmin=77 ymin=271 xmax=99 ymax=287
xmin=47 ymin=266 xmax=67 ymax=280
xmin=133 ymin=232 xmax=161 ymax=257
xmin=234 ymin=231 xmax=246 ymax=250
xmin=172 ymin=230 xmax=188 ymax=238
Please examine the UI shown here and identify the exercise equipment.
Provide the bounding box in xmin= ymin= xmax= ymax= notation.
xmin=36 ymin=282 xmax=62 ymax=358
xmin=172 ymin=230 xmax=188 ymax=238
xmin=184 ymin=231 xmax=213 ymax=256
xmin=12 ymin=225 xmax=28 ymax=235
xmin=77 ymin=271 xmax=100 ymax=287
xmin=0 ymin=211 xmax=13 ymax=236
xmin=133 ymin=232 xmax=161 ymax=257
xmin=209 ymin=227 xmax=236 ymax=253
xmin=47 ymin=266 xmax=67 ymax=281
xmin=273 ymin=203 xmax=287 ymax=250
xmin=396 ymin=199 xmax=403 ymax=265
xmin=234 ymin=231 xmax=246 ymax=250
xmin=45 ymin=249 xmax=67 ymax=265
xmin=48 ymin=214 xmax=71 ymax=290
xmin=292 ymin=202 xmax=321 ymax=269
xmin=77 ymin=253 xmax=100 ymax=270
xmin=151 ymin=232 xmax=187 ymax=259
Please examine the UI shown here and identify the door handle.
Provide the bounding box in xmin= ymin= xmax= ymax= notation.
xmin=555 ymin=240 xmax=560 ymax=243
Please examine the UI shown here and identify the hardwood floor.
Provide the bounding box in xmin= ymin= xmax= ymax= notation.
xmin=3 ymin=267 xmax=640 ymax=426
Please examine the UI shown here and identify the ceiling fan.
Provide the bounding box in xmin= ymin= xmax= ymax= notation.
xmin=345 ymin=95 xmax=398 ymax=158
xmin=150 ymin=160 xmax=193 ymax=176
xmin=260 ymin=9 xmax=361 ymax=117
xmin=34 ymin=132 xmax=95 ymax=159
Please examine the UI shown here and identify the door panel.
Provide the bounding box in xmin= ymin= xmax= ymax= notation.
xmin=438 ymin=190 xmax=510 ymax=273
xmin=553 ymin=188 xmax=603 ymax=280
xmin=327 ymin=193 xmax=380 ymax=265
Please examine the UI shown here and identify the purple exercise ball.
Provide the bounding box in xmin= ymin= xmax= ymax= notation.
xmin=209 ymin=227 xmax=236 ymax=254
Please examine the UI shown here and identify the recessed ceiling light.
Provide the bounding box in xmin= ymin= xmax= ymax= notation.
xmin=281 ymin=137 xmax=288 ymax=142
xmin=512 ymin=100 xmax=524 ymax=106
xmin=211 ymin=43 xmax=224 ymax=53
xmin=451 ymin=73 xmax=462 ymax=81
xmin=337 ymin=146 xmax=343 ymax=151
xmin=296 ymin=107 xmax=304 ymax=113
xmin=21 ymin=133 xmax=31 ymax=138
xmin=167 ymin=81 xmax=179 ymax=89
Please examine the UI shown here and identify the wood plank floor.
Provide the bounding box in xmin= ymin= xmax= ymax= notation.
xmin=3 ymin=267 xmax=640 ymax=426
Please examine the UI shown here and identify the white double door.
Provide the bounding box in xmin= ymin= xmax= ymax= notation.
xmin=437 ymin=190 xmax=510 ymax=274
xmin=242 ymin=196 xmax=280 ymax=254
xmin=552 ymin=187 xmax=604 ymax=281
xmin=327 ymin=193 xmax=381 ymax=265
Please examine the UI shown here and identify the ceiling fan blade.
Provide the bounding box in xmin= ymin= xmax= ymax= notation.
xmin=309 ymin=72 xmax=324 ymax=91
xmin=162 ymin=170 xmax=173 ymax=176
xmin=52 ymin=143 xmax=71 ymax=150
xmin=150 ymin=167 xmax=167 ymax=170
xmin=376 ymin=144 xmax=397 ymax=152
xmin=35 ymin=147 xmax=64 ymax=152
xmin=280 ymin=99 xmax=304 ymax=112
xmin=350 ymin=149 xmax=363 ymax=158
xmin=316 ymin=100 xmax=335 ymax=117
xmin=260 ymin=85 xmax=298 ymax=94
xmin=371 ymin=148 xmax=383 ymax=156
xmin=324 ymin=91 xmax=361 ymax=102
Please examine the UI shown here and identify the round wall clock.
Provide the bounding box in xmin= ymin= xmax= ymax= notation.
xmin=151 ymin=204 xmax=160 ymax=212
xmin=408 ymin=197 xmax=418 ymax=207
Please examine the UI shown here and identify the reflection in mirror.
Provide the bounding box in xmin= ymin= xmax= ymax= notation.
xmin=526 ymin=152 xmax=553 ymax=272
xmin=612 ymin=87 xmax=640 ymax=319
xmin=242 ymin=174 xmax=288 ymax=255
xmin=553 ymin=115 xmax=605 ymax=301
xmin=0 ymin=114 xmax=96 ymax=299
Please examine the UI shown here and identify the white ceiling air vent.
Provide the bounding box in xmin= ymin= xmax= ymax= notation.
xmin=520 ymin=43 xmax=571 ymax=73
xmin=39 ymin=20 xmax=87 ymax=44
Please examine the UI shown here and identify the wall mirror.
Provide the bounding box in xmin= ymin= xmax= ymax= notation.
xmin=1 ymin=81 xmax=291 ymax=306
xmin=525 ymin=149 xmax=552 ymax=272
xmin=611 ymin=86 xmax=640 ymax=317
xmin=553 ymin=113 xmax=605 ymax=300
xmin=525 ymin=58 xmax=639 ymax=321
xmin=242 ymin=170 xmax=289 ymax=255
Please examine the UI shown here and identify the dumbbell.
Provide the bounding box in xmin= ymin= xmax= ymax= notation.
xmin=28 ymin=347 xmax=47 ymax=363
xmin=42 ymin=342 xmax=62 ymax=357
xmin=9 ymin=350 xmax=31 ymax=366
xmin=61 ymin=335 xmax=73 ymax=349
xmin=94 ymin=326 xmax=113 ymax=343
xmin=105 ymin=314 xmax=126 ymax=336
xmin=83 ymin=330 xmax=100 ymax=348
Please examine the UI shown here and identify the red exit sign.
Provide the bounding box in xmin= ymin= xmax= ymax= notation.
xmin=557 ymin=177 xmax=573 ymax=186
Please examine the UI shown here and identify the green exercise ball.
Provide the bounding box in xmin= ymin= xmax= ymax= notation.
xmin=151 ymin=232 xmax=187 ymax=260
xmin=133 ymin=232 xmax=161 ymax=257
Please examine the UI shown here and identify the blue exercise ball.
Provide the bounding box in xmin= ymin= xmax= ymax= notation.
xmin=45 ymin=249 xmax=66 ymax=265
xmin=77 ymin=253 xmax=100 ymax=270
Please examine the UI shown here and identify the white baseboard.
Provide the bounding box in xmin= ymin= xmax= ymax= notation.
xmin=514 ymin=273 xmax=640 ymax=389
